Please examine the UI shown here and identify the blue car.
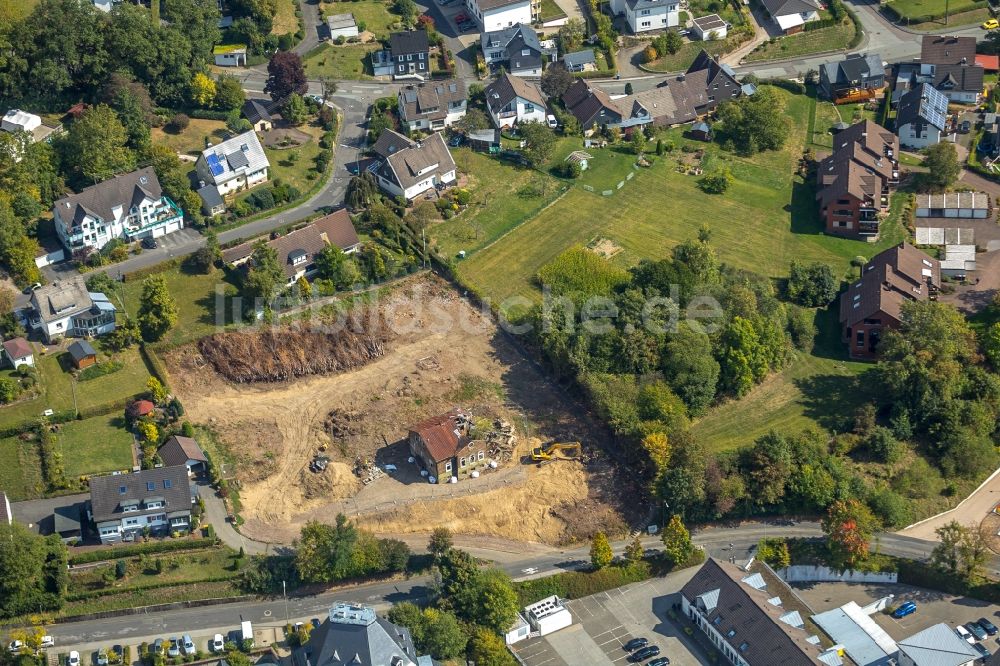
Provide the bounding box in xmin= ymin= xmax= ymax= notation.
xmin=892 ymin=602 xmax=917 ymax=619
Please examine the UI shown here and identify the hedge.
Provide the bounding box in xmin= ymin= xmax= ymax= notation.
xmin=894 ymin=557 xmax=1000 ymax=604
xmin=123 ymin=257 xmax=183 ymax=282
xmin=140 ymin=345 xmax=171 ymax=391
xmin=68 ymin=538 xmax=221 ymax=565
xmin=760 ymin=78 xmax=807 ymax=95
xmin=77 ymin=395 xmax=139 ymax=420
xmin=514 ymin=564 xmax=652 ymax=607
xmin=65 ymin=574 xmax=240 ymax=603
xmin=153 ymin=108 xmax=230 ymax=122
xmin=803 ymin=17 xmax=837 ymax=31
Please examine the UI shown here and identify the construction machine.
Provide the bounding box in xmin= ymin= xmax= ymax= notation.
xmin=530 ymin=441 xmax=582 ymax=462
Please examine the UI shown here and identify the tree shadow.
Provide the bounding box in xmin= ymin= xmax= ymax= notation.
xmin=788 ymin=178 xmax=825 ymax=236
xmin=794 ymin=372 xmax=872 ymax=434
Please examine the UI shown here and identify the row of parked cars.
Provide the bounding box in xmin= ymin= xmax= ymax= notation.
xmin=624 ymin=637 xmax=669 ymax=665
xmin=8 ymin=637 xmax=55 ymax=654
xmin=955 ymin=618 xmax=997 ymax=661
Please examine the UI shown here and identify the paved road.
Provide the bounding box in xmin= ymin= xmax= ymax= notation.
xmin=294 ymin=0 xmax=324 ymax=56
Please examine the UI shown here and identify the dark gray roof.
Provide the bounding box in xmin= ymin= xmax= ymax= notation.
xmin=485 ymin=71 xmax=546 ymax=109
xmin=304 ymin=604 xmax=419 ymax=666
xmin=692 ymin=13 xmax=726 ymax=31
xmin=822 ymin=52 xmax=883 ymax=86
xmin=197 ymin=184 xmax=224 ymax=209
xmin=897 ymin=83 xmax=948 ymax=131
xmin=89 ymin=466 xmax=192 ymax=524
xmin=68 ymin=339 xmax=96 ymax=362
xmin=563 ymin=49 xmax=596 ymax=68
xmin=158 ymin=435 xmax=208 ymax=467
xmin=54 ymin=502 xmax=84 ymax=535
xmin=481 ymin=23 xmax=542 ymax=52
xmin=242 ymin=99 xmax=272 ymax=124
xmin=921 ymin=35 xmax=976 ymax=65
xmin=54 ymin=167 xmax=163 ymax=232
xmin=370 ymin=129 xmax=415 ymax=160
xmin=933 ymin=63 xmax=984 ymax=93
xmin=760 ymin=0 xmax=819 ymax=16
xmin=398 ymin=80 xmax=467 ymax=122
xmin=381 ymin=132 xmax=457 ymax=191
xmin=226 ymin=150 xmax=250 ymax=170
xmin=625 ymin=0 xmax=671 ymax=12
xmin=389 ymin=30 xmax=429 ymax=55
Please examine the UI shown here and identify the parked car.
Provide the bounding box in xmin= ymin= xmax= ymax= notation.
xmin=892 ymin=602 xmax=917 ymax=618
xmin=983 ymin=18 xmax=999 ymax=29
xmin=968 ymin=622 xmax=988 ymax=641
xmin=210 ymin=635 xmax=225 ymax=653
xmin=631 ymin=646 xmax=661 ymax=662
xmin=311 ymin=618 xmax=322 ymax=630
xmin=97 ymin=648 xmax=109 ymax=666
xmin=974 ymin=642 xmax=992 ymax=659
xmin=42 ymin=637 xmax=56 ymax=649
xmin=960 ymin=120 xmax=972 ymax=134
xmin=8 ymin=641 xmax=23 ymax=654
xmin=182 ymin=635 xmax=195 ymax=656
xmin=678 ymin=28 xmax=691 ymax=36
xmin=648 ymin=658 xmax=671 ymax=666
xmin=308 ymin=94 xmax=324 ymax=104
xmin=624 ymin=638 xmax=649 ymax=652
xmin=167 ymin=638 xmax=180 ymax=658
xmin=957 ymin=625 xmax=976 ymax=644
xmin=980 ymin=618 xmax=999 ymax=636
xmin=546 ymin=114 xmax=558 ymax=129
xmin=152 ymin=639 xmax=164 ymax=655
xmin=68 ymin=651 xmax=80 ymax=666
xmin=141 ymin=237 xmax=158 ymax=249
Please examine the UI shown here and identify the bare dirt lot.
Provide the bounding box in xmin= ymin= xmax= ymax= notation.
xmin=165 ymin=275 xmax=629 ymax=546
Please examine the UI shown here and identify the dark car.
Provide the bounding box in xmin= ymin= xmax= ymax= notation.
xmin=961 ymin=120 xmax=972 ymax=134
xmin=647 ymin=658 xmax=671 ymax=666
xmin=968 ymin=622 xmax=989 ymax=641
xmin=111 ymin=646 xmax=123 ymax=662
xmin=448 ymin=134 xmax=464 ymax=147
xmin=151 ymin=640 xmax=163 ymax=656
xmin=979 ymin=618 xmax=999 ymax=636
xmin=630 ymin=646 xmax=660 ymax=662
xmin=311 ymin=618 xmax=321 ymax=630
xmin=974 ymin=642 xmax=992 ymax=659
xmin=623 ymin=638 xmax=649 ymax=652
xmin=141 ymin=237 xmax=158 ymax=249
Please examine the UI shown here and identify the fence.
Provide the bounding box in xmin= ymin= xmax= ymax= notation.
xmin=776 ymin=565 xmax=898 ymax=584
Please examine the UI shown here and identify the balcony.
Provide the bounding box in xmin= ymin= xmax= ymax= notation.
xmin=497 ymin=110 xmax=517 ymax=118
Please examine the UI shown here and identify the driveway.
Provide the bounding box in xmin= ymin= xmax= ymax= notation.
xmin=196 ymin=481 xmax=274 ymax=556
xmin=897 ymin=466 xmax=1000 ymax=541
xmin=294 ymin=0 xmax=325 ymax=56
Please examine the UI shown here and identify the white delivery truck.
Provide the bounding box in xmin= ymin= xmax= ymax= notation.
xmin=240 ymin=620 xmax=254 ymax=647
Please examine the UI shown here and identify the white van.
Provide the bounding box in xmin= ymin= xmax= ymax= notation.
xmin=241 ymin=620 xmax=254 ymax=647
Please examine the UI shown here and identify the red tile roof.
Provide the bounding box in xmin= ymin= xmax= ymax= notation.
xmin=129 ymin=400 xmax=155 ymax=417
xmin=410 ymin=410 xmax=471 ymax=462
xmin=976 ymin=54 xmax=999 ymax=71
xmin=2 ymin=337 xmax=32 ymax=360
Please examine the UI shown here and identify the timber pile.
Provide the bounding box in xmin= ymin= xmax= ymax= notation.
xmin=485 ymin=419 xmax=516 ymax=463
xmin=197 ymin=314 xmax=394 ymax=383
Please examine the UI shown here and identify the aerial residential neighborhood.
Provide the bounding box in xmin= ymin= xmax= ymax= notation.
xmin=7 ymin=0 xmax=1000 ymax=665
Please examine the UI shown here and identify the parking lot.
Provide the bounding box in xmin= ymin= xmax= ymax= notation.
xmin=513 ymin=569 xmax=708 ymax=666
xmin=794 ymin=580 xmax=1000 ymax=647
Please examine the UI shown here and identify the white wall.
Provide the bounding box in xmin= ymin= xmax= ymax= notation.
xmin=776 ymin=565 xmax=898 ymax=584
xmin=474 ymin=1 xmax=532 ymax=31
xmin=898 ymin=123 xmax=942 ymax=150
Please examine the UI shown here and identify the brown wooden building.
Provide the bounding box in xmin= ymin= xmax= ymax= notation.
xmin=839 ymin=242 xmax=940 ymax=359
xmin=408 ymin=410 xmax=490 ymax=482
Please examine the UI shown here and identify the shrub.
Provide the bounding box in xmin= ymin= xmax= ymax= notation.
xmin=167 ymin=113 xmax=190 ymax=132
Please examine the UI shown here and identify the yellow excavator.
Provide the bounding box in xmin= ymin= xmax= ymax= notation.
xmin=530 ymin=441 xmax=582 ymax=462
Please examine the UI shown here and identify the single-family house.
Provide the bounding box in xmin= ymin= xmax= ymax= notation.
xmin=213 ymin=44 xmax=247 ymax=67
xmin=195 ymin=130 xmax=270 ymax=200
xmin=53 ymin=167 xmax=184 ymax=254
xmin=370 ymin=131 xmax=457 ymax=200
xmin=397 ymin=80 xmax=468 ymax=132
xmin=408 ymin=410 xmax=491 ymax=482
xmin=1 ymin=109 xmax=41 ymax=135
xmin=819 ymin=52 xmax=885 ymax=101
xmin=917 ymin=35 xmax=983 ymax=104
xmin=326 ymin=13 xmax=359 ymax=39
xmin=759 ymin=0 xmax=820 ymax=34
xmin=681 ymin=558 xmax=842 ymax=665
xmin=466 ymin=0 xmax=533 ymax=32
xmin=68 ymin=340 xmax=97 ymax=370
xmin=897 ymin=623 xmax=979 ymax=666
xmin=28 ymin=277 xmax=116 ymax=343
xmin=481 ymin=24 xmax=545 ymax=77
xmin=691 ymin=14 xmax=727 ymax=40
xmin=158 ymin=435 xmax=209 ymax=475
xmin=816 ymin=119 xmax=899 ymax=238
xmin=296 ymin=602 xmax=429 ymax=666
xmin=916 ymin=191 xmax=990 ymax=218
xmin=896 ymin=83 xmax=948 ymax=150
xmin=485 ymin=72 xmax=547 ymax=128
xmin=563 ymin=49 xmax=597 ymax=72
xmin=242 ymin=99 xmax=274 ymax=133
xmin=839 ymin=242 xmax=939 ymax=359
xmin=657 ymin=49 xmax=743 ymax=117
xmin=221 ymin=209 xmax=361 ymax=287
xmin=388 ymin=31 xmax=431 ymax=80
xmin=2 ymin=338 xmax=33 ymax=369
xmin=624 ymin=0 xmax=679 ymax=33
xmin=89 ymin=466 xmax=194 ymax=543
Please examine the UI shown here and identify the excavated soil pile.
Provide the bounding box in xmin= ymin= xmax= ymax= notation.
xmin=197 ymin=313 xmax=394 ymax=383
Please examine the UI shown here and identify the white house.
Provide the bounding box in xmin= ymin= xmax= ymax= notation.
xmin=485 ymin=72 xmax=547 ymax=129
xmin=53 ymin=167 xmax=184 ymax=254
xmin=691 ymin=14 xmax=727 ymax=40
xmin=327 ymin=13 xmax=359 ymax=39
xmin=896 ymin=83 xmax=948 ymax=150
xmin=89 ymin=466 xmax=194 ymax=544
xmin=759 ymin=0 xmax=820 ymax=33
xmin=28 ymin=277 xmax=117 ymax=343
xmin=92 ymin=0 xmax=114 ymax=12
xmin=397 ymin=80 xmax=468 ymax=132
xmin=2 ymin=338 xmax=33 ymax=369
xmin=1 ymin=109 xmax=41 ymax=135
xmin=196 ymin=130 xmax=270 ymax=199
xmin=370 ymin=130 xmax=457 ymax=200
xmin=467 ymin=0 xmax=533 ymax=32
xmin=213 ymin=44 xmax=248 ymax=67
xmin=897 ymin=623 xmax=978 ymax=666
xmin=607 ymin=0 xmax=678 ymax=32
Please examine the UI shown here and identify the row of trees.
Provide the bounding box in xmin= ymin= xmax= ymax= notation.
xmin=0 ymin=523 xmax=69 ymax=619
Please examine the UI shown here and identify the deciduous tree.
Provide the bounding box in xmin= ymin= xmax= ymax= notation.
xmin=190 ymin=72 xmax=217 ymax=107
xmin=468 ymin=627 xmax=517 ymax=666
xmin=590 ymin=531 xmax=613 ymax=569
xmin=265 ymin=51 xmax=307 ymax=102
xmin=557 ymin=18 xmax=585 ymax=52
xmin=58 ymin=104 xmax=136 ymax=186
xmin=822 ymin=499 xmax=880 ymax=569
xmin=428 ymin=527 xmax=453 ymax=559
xmin=716 ymin=86 xmax=789 ymax=154
xmin=541 ymin=62 xmax=574 ymax=98
xmin=921 ymin=142 xmax=960 ymax=192
xmin=624 ymin=535 xmax=644 ymax=565
xmin=519 ymin=122 xmax=557 ymax=167
xmin=215 ymin=74 xmax=246 ymax=110
xmin=661 ymin=514 xmax=694 ymax=566
xmin=930 ymin=521 xmax=988 ymax=581
xmin=787 ymin=261 xmax=838 ymax=307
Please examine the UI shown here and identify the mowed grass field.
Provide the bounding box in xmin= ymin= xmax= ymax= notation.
xmin=151 ymin=119 xmax=228 ymax=158
xmin=304 ymin=43 xmax=379 ymax=80
xmin=745 ymin=21 xmax=856 ymax=63
xmin=0 ymin=437 xmax=44 ymax=500
xmin=885 ymin=0 xmax=985 ymax=19
xmin=58 ymin=414 xmax=134 ymax=478
xmin=450 ymin=89 xmax=907 ymax=451
xmin=272 ymin=0 xmax=300 ymax=35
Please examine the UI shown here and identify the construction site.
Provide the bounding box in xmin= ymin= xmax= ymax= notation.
xmin=164 ymin=275 xmax=630 ymax=546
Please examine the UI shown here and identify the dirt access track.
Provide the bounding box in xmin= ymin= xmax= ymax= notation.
xmin=164 ymin=275 xmax=628 ymax=547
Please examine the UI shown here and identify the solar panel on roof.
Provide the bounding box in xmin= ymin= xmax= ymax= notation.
xmin=206 ymin=153 xmax=225 ymax=177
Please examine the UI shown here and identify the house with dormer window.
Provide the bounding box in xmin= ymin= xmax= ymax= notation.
xmin=485 ymin=72 xmax=547 ymax=128
xmin=369 ymin=130 xmax=457 ymax=200
xmin=53 ymin=167 xmax=184 ymax=255
xmin=27 ymin=277 xmax=116 ymax=343
xmin=195 ymin=130 xmax=270 ymax=202
xmin=88 ymin=466 xmax=194 ymax=543
xmin=480 ymin=23 xmax=545 ymax=77
xmin=397 ymin=80 xmax=468 ymax=132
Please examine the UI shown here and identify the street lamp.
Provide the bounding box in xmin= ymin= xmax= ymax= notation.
xmin=283 ymin=580 xmax=289 ymax=625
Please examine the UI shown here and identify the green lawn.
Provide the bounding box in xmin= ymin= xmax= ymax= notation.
xmin=304 ymin=43 xmax=378 ymax=80
xmin=0 ymin=347 xmax=151 ymax=430
xmin=645 ymin=40 xmax=729 ymax=73
xmin=322 ymin=0 xmax=400 ymax=37
xmin=260 ymin=125 xmax=325 ymax=195
xmin=151 ymin=119 xmax=227 ymax=158
xmin=68 ymin=547 xmax=241 ymax=595
xmin=551 ymin=138 xmax=643 ymax=191
xmin=745 ymin=21 xmax=856 ymax=63
xmin=58 ymin=414 xmax=134 ymax=479
xmin=116 ymin=266 xmax=240 ymax=349
xmin=0 ymin=436 xmax=44 ymax=500
xmin=272 ymin=0 xmax=299 ymax=34
xmin=538 ymin=0 xmax=567 ymax=20
xmin=885 ymin=0 xmax=985 ymax=20
xmin=906 ymin=6 xmax=990 ymax=27
xmin=431 ymin=149 xmax=569 ymax=260
xmin=810 ymin=100 xmax=844 ymax=150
